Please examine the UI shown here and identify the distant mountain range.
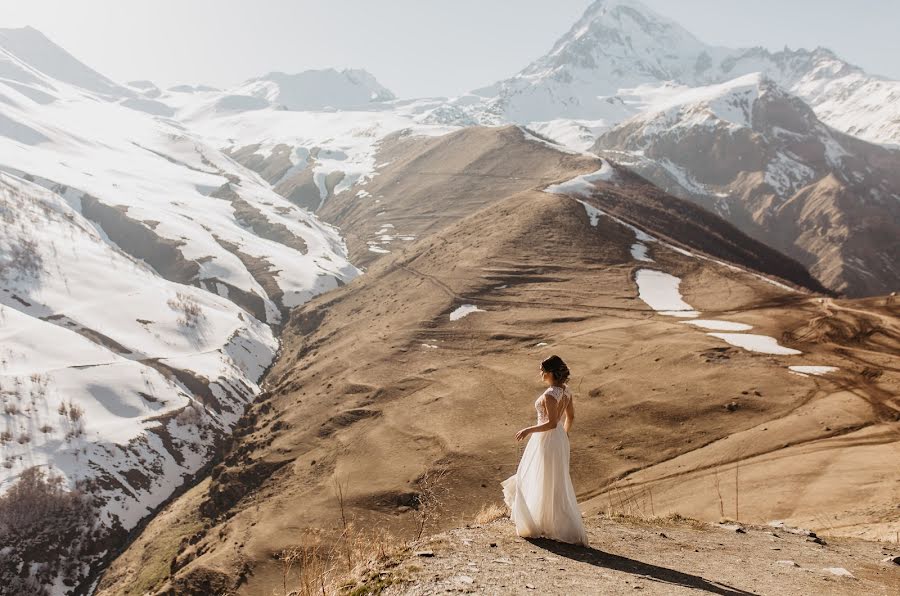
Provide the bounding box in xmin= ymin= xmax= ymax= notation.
xmin=469 ymin=0 xmax=900 ymax=147
xmin=593 ymin=73 xmax=900 ymax=296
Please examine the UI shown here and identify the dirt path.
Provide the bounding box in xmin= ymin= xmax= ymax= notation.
xmin=372 ymin=515 xmax=900 ymax=595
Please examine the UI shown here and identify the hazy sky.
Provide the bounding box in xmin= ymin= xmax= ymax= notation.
xmin=3 ymin=0 xmax=898 ymax=97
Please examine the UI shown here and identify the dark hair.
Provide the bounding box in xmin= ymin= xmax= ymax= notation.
xmin=541 ymin=355 xmax=570 ymax=385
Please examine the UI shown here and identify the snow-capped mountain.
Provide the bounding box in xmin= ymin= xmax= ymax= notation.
xmin=158 ymin=68 xmax=397 ymax=119
xmin=592 ymin=73 xmax=900 ymax=296
xmin=0 ymin=26 xmax=359 ymax=592
xmin=471 ymin=0 xmax=723 ymax=123
xmin=234 ymin=68 xmax=396 ymax=111
xmin=472 ymin=0 xmax=900 ymax=147
xmin=0 ymin=26 xmax=132 ymax=99
xmin=163 ymin=89 xmax=457 ymax=213
xmin=708 ymin=46 xmax=900 ymax=147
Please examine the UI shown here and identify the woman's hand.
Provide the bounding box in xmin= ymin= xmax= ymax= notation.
xmin=515 ymin=428 xmax=531 ymax=441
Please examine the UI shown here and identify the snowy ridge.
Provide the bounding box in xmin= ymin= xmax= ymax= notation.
xmin=595 ymin=73 xmax=844 ymax=199
xmin=0 ymin=171 xmax=275 ymax=526
xmin=0 ymin=26 xmax=132 ymax=99
xmin=234 ymin=68 xmax=396 ymax=111
xmin=0 ymin=55 xmax=358 ymax=318
xmin=472 ymin=0 xmax=722 ymax=123
xmin=717 ymin=47 xmax=900 ymax=147
xmin=182 ymin=100 xmax=458 ymax=209
xmin=591 ymin=69 xmax=900 ymax=296
xmin=464 ymin=0 xmax=900 ymax=148
xmin=0 ymin=28 xmax=363 ymax=592
xmin=0 ymin=190 xmax=277 ymax=589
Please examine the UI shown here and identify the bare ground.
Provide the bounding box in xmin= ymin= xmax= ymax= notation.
xmin=370 ymin=514 xmax=900 ymax=595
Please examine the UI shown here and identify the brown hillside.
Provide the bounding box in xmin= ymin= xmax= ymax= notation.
xmin=98 ymin=128 xmax=897 ymax=596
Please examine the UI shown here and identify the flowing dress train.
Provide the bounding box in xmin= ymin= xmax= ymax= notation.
xmin=502 ymin=386 xmax=589 ymax=545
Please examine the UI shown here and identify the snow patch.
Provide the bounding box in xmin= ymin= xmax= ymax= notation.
xmin=544 ymin=161 xmax=616 ymax=197
xmin=708 ymin=333 xmax=802 ymax=355
xmin=630 ymin=243 xmax=653 ymax=262
xmin=634 ymin=269 xmax=699 ymax=318
xmin=449 ymin=304 xmax=485 ymax=321
xmin=788 ymin=365 xmax=838 ymax=376
xmin=682 ymin=320 xmax=753 ymax=331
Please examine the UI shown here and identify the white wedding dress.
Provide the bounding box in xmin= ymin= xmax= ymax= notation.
xmin=502 ymin=385 xmax=589 ymax=545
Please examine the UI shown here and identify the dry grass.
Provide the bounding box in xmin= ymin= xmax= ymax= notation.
xmin=278 ymin=527 xmax=406 ymax=596
xmin=602 ymin=511 xmax=709 ymax=531
xmin=474 ymin=503 xmax=508 ymax=525
xmin=604 ymin=482 xmax=656 ymax=519
xmin=276 ymin=540 xmax=329 ymax=596
xmin=602 ymin=482 xmax=708 ymax=530
xmin=277 ymin=477 xmax=411 ymax=595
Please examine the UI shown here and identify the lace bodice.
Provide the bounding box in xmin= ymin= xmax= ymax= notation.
xmin=535 ymin=386 xmax=570 ymax=425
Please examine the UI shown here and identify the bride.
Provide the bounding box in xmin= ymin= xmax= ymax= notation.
xmin=501 ymin=355 xmax=589 ymax=546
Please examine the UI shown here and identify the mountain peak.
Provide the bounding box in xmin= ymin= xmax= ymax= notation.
xmin=0 ymin=26 xmax=129 ymax=98
xmin=473 ymin=0 xmax=716 ymax=120
xmin=577 ymin=0 xmax=671 ymax=28
xmin=530 ymin=0 xmax=709 ymax=77
xmin=236 ymin=68 xmax=395 ymax=110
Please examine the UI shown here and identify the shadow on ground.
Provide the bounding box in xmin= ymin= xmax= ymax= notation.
xmin=528 ymin=537 xmax=755 ymax=595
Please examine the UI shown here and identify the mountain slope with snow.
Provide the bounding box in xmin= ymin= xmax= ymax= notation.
xmin=1 ymin=173 xmax=279 ymax=587
xmin=0 ymin=26 xmax=132 ymax=99
xmin=471 ymin=0 xmax=900 ymax=147
xmin=176 ymin=98 xmax=459 ymax=213
xmin=233 ymin=68 xmax=395 ymax=110
xmin=592 ymin=74 xmax=900 ymax=296
xmin=471 ymin=0 xmax=723 ymax=123
xmin=713 ymin=46 xmax=900 ymax=147
xmin=0 ymin=27 xmax=359 ymax=594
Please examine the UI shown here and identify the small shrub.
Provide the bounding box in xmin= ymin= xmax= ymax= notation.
xmin=3 ymin=404 xmax=19 ymax=416
xmin=0 ymin=430 xmax=12 ymax=443
xmin=0 ymin=238 xmax=43 ymax=280
xmin=67 ymin=403 xmax=83 ymax=422
xmin=39 ymin=425 xmax=53 ymax=434
xmin=167 ymin=292 xmax=204 ymax=327
xmin=16 ymin=433 xmax=29 ymax=444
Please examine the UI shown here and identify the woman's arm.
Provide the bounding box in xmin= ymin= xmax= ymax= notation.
xmin=515 ymin=393 xmax=561 ymax=441
xmin=563 ymin=397 xmax=575 ymax=433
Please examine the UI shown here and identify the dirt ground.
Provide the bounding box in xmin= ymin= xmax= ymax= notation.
xmin=375 ymin=514 xmax=900 ymax=595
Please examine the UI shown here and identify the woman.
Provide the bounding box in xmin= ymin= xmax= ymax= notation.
xmin=501 ymin=355 xmax=589 ymax=546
